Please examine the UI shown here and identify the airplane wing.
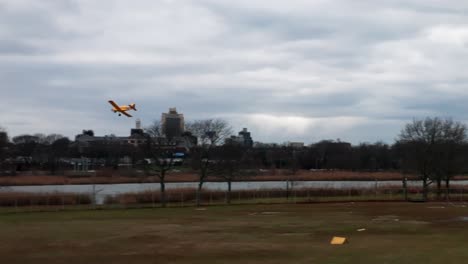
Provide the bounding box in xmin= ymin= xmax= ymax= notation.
xmin=121 ymin=111 xmax=132 ymax=117
xmin=108 ymin=100 xmax=120 ymax=109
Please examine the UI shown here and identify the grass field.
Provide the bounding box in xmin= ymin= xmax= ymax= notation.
xmin=1 ymin=202 xmax=468 ymax=264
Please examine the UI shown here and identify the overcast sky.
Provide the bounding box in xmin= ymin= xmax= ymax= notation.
xmin=1 ymin=0 xmax=468 ymax=144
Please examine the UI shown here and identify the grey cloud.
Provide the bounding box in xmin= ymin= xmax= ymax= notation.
xmin=0 ymin=40 xmax=39 ymax=54
xmin=210 ymin=5 xmax=334 ymax=41
xmin=0 ymin=2 xmax=76 ymax=39
xmin=2 ymin=0 xmax=468 ymax=144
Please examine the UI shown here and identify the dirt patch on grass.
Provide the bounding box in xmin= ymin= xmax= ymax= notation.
xmin=371 ymin=215 xmax=400 ymax=222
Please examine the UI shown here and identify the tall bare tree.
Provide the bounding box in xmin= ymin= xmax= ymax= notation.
xmin=0 ymin=127 xmax=7 ymax=153
xmin=212 ymin=145 xmax=251 ymax=204
xmin=145 ymin=120 xmax=163 ymax=140
xmin=48 ymin=137 xmax=71 ymax=175
xmin=186 ymin=119 xmax=233 ymax=146
xmin=186 ymin=119 xmax=232 ymax=206
xmin=396 ymin=117 xmax=467 ymax=201
xmin=143 ymin=120 xmax=174 ymax=207
xmin=0 ymin=127 xmax=10 ymax=176
xmin=144 ymin=141 xmax=174 ymax=208
xmin=432 ymin=120 xmax=467 ymax=199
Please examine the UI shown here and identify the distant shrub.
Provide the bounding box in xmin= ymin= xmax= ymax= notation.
xmin=0 ymin=192 xmax=91 ymax=207
xmin=95 ymin=169 xmax=114 ymax=178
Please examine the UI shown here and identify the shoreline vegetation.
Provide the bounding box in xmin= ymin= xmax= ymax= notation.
xmin=0 ymin=192 xmax=91 ymax=206
xmin=0 ymin=170 xmax=412 ymax=186
xmin=2 ymin=169 xmax=468 ymax=186
xmin=102 ymin=187 xmax=404 ymax=205
xmin=2 ymin=186 xmax=468 ymax=208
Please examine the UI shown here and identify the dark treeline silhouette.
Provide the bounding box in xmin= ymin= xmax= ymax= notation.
xmin=255 ymin=140 xmax=398 ymax=171
xmin=1 ymin=119 xmax=468 ymax=174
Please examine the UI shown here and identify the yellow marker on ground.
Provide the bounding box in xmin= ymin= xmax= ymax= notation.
xmin=330 ymin=236 xmax=347 ymax=245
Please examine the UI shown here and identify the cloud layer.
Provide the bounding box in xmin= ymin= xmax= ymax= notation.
xmin=2 ymin=0 xmax=468 ymax=144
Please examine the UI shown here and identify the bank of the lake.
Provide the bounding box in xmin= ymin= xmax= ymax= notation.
xmin=0 ymin=170 xmax=430 ymax=186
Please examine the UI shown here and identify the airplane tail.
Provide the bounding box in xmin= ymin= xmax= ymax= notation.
xmin=130 ymin=103 xmax=137 ymax=111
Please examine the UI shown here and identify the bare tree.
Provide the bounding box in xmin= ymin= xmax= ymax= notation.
xmin=32 ymin=133 xmax=64 ymax=145
xmin=145 ymin=120 xmax=163 ymax=139
xmin=0 ymin=127 xmax=10 ymax=177
xmin=396 ymin=117 xmax=467 ymax=201
xmin=144 ymin=142 xmax=174 ymax=208
xmin=186 ymin=119 xmax=232 ymax=206
xmin=45 ymin=134 xmax=65 ymax=145
xmin=12 ymin=134 xmax=41 ymax=171
xmin=189 ymin=146 xmax=210 ymax=206
xmin=432 ymin=120 xmax=467 ymax=199
xmin=186 ymin=119 xmax=233 ymax=146
xmin=48 ymin=137 xmax=71 ymax=175
xmin=286 ymin=148 xmax=302 ymax=199
xmin=212 ymin=145 xmax=250 ymax=204
xmin=143 ymin=121 xmax=173 ymax=207
xmin=0 ymin=127 xmax=7 ymax=154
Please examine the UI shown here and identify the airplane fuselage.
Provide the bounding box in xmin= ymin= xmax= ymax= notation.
xmin=108 ymin=100 xmax=136 ymax=117
xmin=112 ymin=105 xmax=132 ymax=112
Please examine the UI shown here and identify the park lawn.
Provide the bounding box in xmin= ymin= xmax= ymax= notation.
xmin=0 ymin=202 xmax=468 ymax=264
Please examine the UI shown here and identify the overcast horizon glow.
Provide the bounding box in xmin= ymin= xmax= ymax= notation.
xmin=2 ymin=0 xmax=468 ymax=144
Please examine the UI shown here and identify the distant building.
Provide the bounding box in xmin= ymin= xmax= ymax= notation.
xmin=286 ymin=142 xmax=304 ymax=148
xmin=161 ymin=108 xmax=184 ymax=140
xmin=128 ymin=119 xmax=147 ymax=146
xmin=225 ymin=128 xmax=253 ymax=147
xmin=75 ymin=120 xmax=149 ymax=149
xmin=252 ymin=142 xmax=279 ymax=148
xmin=74 ymin=133 xmax=126 ymax=152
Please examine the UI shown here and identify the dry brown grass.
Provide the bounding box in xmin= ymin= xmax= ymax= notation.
xmin=0 ymin=192 xmax=91 ymax=206
xmin=104 ymin=188 xmax=198 ymax=205
xmin=253 ymin=170 xmax=416 ymax=181
xmin=0 ymin=175 xmax=152 ymax=185
xmin=103 ymin=186 xmax=407 ymax=205
xmin=3 ymin=169 xmax=468 ymax=186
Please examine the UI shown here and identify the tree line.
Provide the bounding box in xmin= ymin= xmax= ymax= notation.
xmin=1 ymin=117 xmax=468 ymax=204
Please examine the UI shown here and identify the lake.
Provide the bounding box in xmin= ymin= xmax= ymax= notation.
xmin=2 ymin=180 xmax=467 ymax=204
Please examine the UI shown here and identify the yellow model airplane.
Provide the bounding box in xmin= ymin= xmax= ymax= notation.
xmin=108 ymin=100 xmax=137 ymax=117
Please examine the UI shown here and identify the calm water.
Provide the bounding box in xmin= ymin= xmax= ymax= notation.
xmin=0 ymin=180 xmax=459 ymax=204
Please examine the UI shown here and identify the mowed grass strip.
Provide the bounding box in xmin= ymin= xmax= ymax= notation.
xmin=1 ymin=202 xmax=468 ymax=264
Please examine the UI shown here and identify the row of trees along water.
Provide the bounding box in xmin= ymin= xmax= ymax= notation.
xmin=1 ymin=117 xmax=468 ymax=205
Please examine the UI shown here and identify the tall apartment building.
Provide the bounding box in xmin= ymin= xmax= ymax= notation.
xmin=161 ymin=107 xmax=185 ymax=140
xmin=225 ymin=128 xmax=253 ymax=147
